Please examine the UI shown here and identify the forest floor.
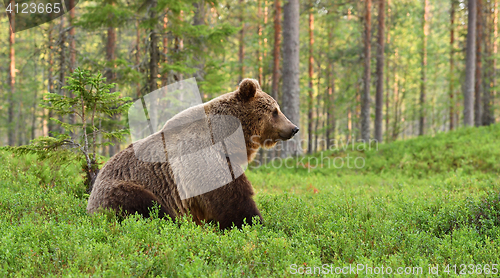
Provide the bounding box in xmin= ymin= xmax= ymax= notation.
xmin=1 ymin=125 xmax=500 ymax=277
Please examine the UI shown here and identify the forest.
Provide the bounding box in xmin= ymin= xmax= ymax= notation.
xmin=1 ymin=0 xmax=497 ymax=152
xmin=1 ymin=0 xmax=500 ymax=276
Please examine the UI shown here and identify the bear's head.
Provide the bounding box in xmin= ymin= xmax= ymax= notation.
xmin=206 ymin=78 xmax=299 ymax=162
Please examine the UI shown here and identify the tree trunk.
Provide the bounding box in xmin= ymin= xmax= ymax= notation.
xmin=281 ymin=0 xmax=300 ymax=157
xmin=314 ymin=61 xmax=321 ymax=152
xmin=257 ymin=0 xmax=263 ymax=85
xmin=449 ymin=0 xmax=455 ymax=130
xmin=361 ymin=0 xmax=372 ymax=141
xmin=69 ymin=0 xmax=76 ymax=72
xmin=31 ymin=33 xmax=38 ymax=141
xmin=239 ymin=0 xmax=245 ymax=81
xmin=375 ymin=0 xmax=385 ymax=142
xmin=419 ymin=0 xmax=429 ymax=136
xmin=385 ymin=0 xmax=391 ymax=141
xmin=463 ymin=0 xmax=476 ymax=126
xmin=326 ymin=22 xmax=335 ymax=149
xmin=48 ymin=24 xmax=56 ymax=137
xmin=162 ymin=11 xmax=168 ymax=87
xmin=481 ymin=0 xmax=493 ymax=126
xmin=494 ymin=0 xmax=498 ymax=122
xmin=148 ymin=0 xmax=159 ymax=92
xmin=68 ymin=0 xmax=76 ymax=134
xmin=58 ymin=18 xmax=66 ymax=135
xmin=474 ymin=0 xmax=483 ymax=126
xmin=307 ymin=1 xmax=314 ymax=154
xmin=136 ymin=20 xmax=142 ymax=97
xmin=106 ymin=5 xmax=117 ymax=157
xmin=271 ymin=0 xmax=281 ymax=103
xmin=174 ymin=11 xmax=184 ymax=81
xmin=8 ymin=1 xmax=15 ymax=146
xmin=392 ymin=49 xmax=400 ymax=140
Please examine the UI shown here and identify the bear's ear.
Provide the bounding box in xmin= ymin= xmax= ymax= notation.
xmin=237 ymin=78 xmax=260 ymax=101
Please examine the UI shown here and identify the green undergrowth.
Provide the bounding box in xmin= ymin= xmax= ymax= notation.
xmin=1 ymin=125 xmax=500 ymax=277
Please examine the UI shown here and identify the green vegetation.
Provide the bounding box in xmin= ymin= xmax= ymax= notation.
xmin=1 ymin=125 xmax=500 ymax=276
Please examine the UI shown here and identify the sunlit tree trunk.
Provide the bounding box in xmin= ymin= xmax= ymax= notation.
xmin=325 ymin=22 xmax=335 ymax=149
xmin=257 ymin=0 xmax=263 ymax=85
xmin=419 ymin=0 xmax=429 ymax=136
xmin=239 ymin=0 xmax=245 ymax=81
xmin=271 ymin=0 xmax=281 ymax=102
xmin=8 ymin=1 xmax=15 ymax=145
xmin=463 ymin=0 xmax=476 ymax=126
xmin=392 ymin=49 xmax=400 ymax=140
xmin=281 ymin=0 xmax=300 ymax=157
xmin=48 ymin=24 xmax=56 ymax=137
xmin=68 ymin=0 xmax=76 ymax=133
xmin=148 ymin=0 xmax=159 ymax=92
xmin=375 ymin=0 xmax=385 ymax=142
xmin=482 ymin=1 xmax=493 ymax=126
xmin=385 ymin=0 xmax=391 ymax=141
xmin=136 ymin=20 xmax=142 ymax=97
xmin=162 ymin=11 xmax=169 ymax=87
xmin=31 ymin=33 xmax=38 ymax=141
xmin=361 ymin=0 xmax=372 ymax=141
xmin=58 ymin=17 xmax=67 ymax=134
xmin=449 ymin=0 xmax=455 ymax=130
xmin=494 ymin=0 xmax=498 ymax=122
xmin=69 ymin=0 xmax=76 ymax=72
xmin=307 ymin=0 xmax=314 ymax=154
xmin=106 ymin=2 xmax=118 ymax=156
xmin=474 ymin=0 xmax=483 ymax=126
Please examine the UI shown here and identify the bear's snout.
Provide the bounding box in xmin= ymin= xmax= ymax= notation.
xmin=291 ymin=126 xmax=299 ymax=136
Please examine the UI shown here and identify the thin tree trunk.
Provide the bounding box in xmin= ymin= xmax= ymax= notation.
xmin=136 ymin=20 xmax=142 ymax=97
xmin=257 ymin=0 xmax=263 ymax=85
xmin=239 ymin=0 xmax=245 ymax=81
xmin=174 ymin=11 xmax=184 ymax=81
xmin=420 ymin=0 xmax=429 ymax=136
xmin=375 ymin=0 xmax=385 ymax=142
xmin=307 ymin=1 xmax=314 ymax=154
xmin=392 ymin=49 xmax=400 ymax=140
xmin=8 ymin=3 xmax=15 ymax=146
xmin=69 ymin=0 xmax=76 ymax=72
xmin=314 ymin=61 xmax=321 ymax=152
xmin=263 ymin=1 xmax=269 ymax=89
xmin=149 ymin=0 xmax=159 ymax=92
xmin=474 ymin=0 xmax=483 ymax=126
xmin=31 ymin=32 xmax=38 ymax=140
xmin=271 ymin=0 xmax=281 ymax=102
xmin=482 ymin=0 xmax=493 ymax=125
xmin=48 ymin=24 xmax=56 ymax=137
xmin=270 ymin=0 xmax=281 ymax=159
xmin=162 ymin=11 xmax=168 ymax=87
xmin=449 ymin=0 xmax=455 ymax=130
xmin=385 ymin=0 xmax=391 ymax=141
xmin=68 ymin=0 xmax=76 ymax=134
xmin=57 ymin=18 xmax=67 ymax=136
xmin=326 ymin=22 xmax=335 ymax=149
xmin=281 ymin=0 xmax=300 ymax=157
xmin=464 ymin=0 xmax=477 ymax=126
xmin=361 ymin=0 xmax=372 ymax=141
xmin=494 ymin=0 xmax=498 ymax=122
xmin=106 ymin=4 xmax=117 ymax=156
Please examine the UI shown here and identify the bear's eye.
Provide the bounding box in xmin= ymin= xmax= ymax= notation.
xmin=272 ymin=108 xmax=278 ymax=117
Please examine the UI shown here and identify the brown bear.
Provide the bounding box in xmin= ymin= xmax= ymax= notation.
xmin=86 ymin=78 xmax=299 ymax=229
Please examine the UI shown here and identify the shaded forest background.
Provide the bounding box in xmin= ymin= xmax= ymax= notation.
xmin=0 ymin=0 xmax=498 ymax=157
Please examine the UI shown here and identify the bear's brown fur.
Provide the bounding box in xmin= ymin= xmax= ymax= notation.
xmin=87 ymin=78 xmax=298 ymax=229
